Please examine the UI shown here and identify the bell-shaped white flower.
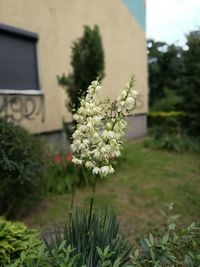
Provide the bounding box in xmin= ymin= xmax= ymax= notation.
xmin=72 ymin=157 xmax=82 ymax=165
xmin=85 ymin=161 xmax=95 ymax=169
xmin=71 ymin=76 xmax=137 ymax=177
xmin=93 ymin=167 xmax=101 ymax=175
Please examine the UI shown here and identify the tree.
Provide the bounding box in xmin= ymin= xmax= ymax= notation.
xmin=147 ymin=39 xmax=183 ymax=111
xmin=147 ymin=28 xmax=200 ymax=136
xmin=179 ymin=29 xmax=200 ymax=136
xmin=58 ymin=25 xmax=105 ymax=114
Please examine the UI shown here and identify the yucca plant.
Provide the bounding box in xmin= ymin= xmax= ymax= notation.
xmin=43 ymin=77 xmax=137 ymax=266
xmin=44 ymin=208 xmax=131 ymax=267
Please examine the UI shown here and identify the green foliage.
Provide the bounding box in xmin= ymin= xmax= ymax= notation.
xmin=147 ymin=39 xmax=183 ymax=110
xmin=8 ymin=243 xmax=49 ymax=267
xmin=44 ymin=209 xmax=131 ymax=267
xmin=9 ymin=207 xmax=200 ymax=267
xmin=10 ymin=242 xmax=84 ymax=267
xmin=44 ymin=243 xmax=83 ymax=267
xmin=131 ymin=204 xmax=200 ymax=267
xmin=151 ymin=88 xmax=182 ymax=112
xmin=46 ymin=153 xmax=78 ymax=194
xmin=46 ymin=153 xmax=93 ymax=194
xmin=148 ymin=111 xmax=184 ymax=132
xmin=58 ymin=25 xmax=105 ymax=114
xmin=6 ymin=209 xmax=129 ymax=267
xmin=97 ymin=246 xmax=123 ymax=267
xmin=0 ymin=217 xmax=41 ymax=266
xmin=145 ymin=134 xmax=200 ymax=153
xmin=0 ymin=119 xmax=46 ymax=218
xmin=11 ymin=243 xmax=125 ymax=267
xmin=148 ymin=28 xmax=200 ymax=136
xmin=178 ymin=29 xmax=200 ymax=136
xmin=145 ymin=112 xmax=200 ymax=153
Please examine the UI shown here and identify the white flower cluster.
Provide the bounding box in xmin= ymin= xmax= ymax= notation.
xmin=71 ymin=77 xmax=137 ymax=177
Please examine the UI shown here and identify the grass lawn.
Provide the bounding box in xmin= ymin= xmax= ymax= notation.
xmin=22 ymin=140 xmax=200 ymax=242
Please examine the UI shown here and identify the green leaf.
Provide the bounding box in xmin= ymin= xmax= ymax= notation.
xmin=149 ymin=233 xmax=154 ymax=245
xmin=104 ymin=245 xmax=110 ymax=256
xmin=150 ymin=249 xmax=155 ymax=262
xmin=184 ymin=254 xmax=194 ymax=267
xmin=188 ymin=223 xmax=196 ymax=231
xmin=141 ymin=238 xmax=151 ymax=251
xmin=103 ymin=260 xmax=111 ymax=267
xmin=58 ymin=240 xmax=66 ymax=252
xmin=113 ymin=257 xmax=121 ymax=267
xmin=97 ymin=246 xmax=104 ymax=261
xmin=9 ymin=259 xmax=20 ymax=267
xmin=20 ymin=250 xmax=26 ymax=262
xmin=173 ymin=234 xmax=178 ymax=242
xmin=162 ymin=234 xmax=169 ymax=244
xmin=168 ymin=223 xmax=176 ymax=231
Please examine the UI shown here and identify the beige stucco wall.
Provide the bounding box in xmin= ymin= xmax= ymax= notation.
xmin=0 ymin=0 xmax=148 ymax=134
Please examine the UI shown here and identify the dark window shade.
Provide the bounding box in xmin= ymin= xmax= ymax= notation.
xmin=0 ymin=28 xmax=39 ymax=90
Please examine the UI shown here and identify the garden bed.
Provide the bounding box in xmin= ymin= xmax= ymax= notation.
xmin=22 ymin=141 xmax=200 ymax=242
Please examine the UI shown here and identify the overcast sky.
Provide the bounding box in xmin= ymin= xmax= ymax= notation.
xmin=146 ymin=0 xmax=200 ymax=45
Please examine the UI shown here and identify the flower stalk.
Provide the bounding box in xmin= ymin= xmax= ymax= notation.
xmin=71 ymin=76 xmax=137 ymax=178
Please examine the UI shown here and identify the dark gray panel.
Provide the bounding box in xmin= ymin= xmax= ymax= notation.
xmin=0 ymin=23 xmax=38 ymax=39
xmin=0 ymin=29 xmax=39 ymax=90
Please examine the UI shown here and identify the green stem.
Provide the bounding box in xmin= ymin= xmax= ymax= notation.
xmin=88 ymin=174 xmax=98 ymax=227
xmin=69 ymin=185 xmax=75 ymax=223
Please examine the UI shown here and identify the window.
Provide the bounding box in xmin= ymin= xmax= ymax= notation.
xmin=0 ymin=24 xmax=40 ymax=92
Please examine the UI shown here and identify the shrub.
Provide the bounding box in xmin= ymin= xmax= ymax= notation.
xmin=178 ymin=29 xmax=200 ymax=137
xmin=0 ymin=217 xmax=41 ymax=266
xmin=58 ymin=25 xmax=105 ymax=114
xmin=10 ymin=243 xmax=81 ymax=267
xmin=131 ymin=204 xmax=200 ymax=267
xmin=148 ymin=111 xmax=185 ymax=133
xmin=146 ymin=112 xmax=200 ymax=153
xmin=46 ymin=152 xmax=93 ymax=194
xmin=11 ymin=243 xmax=123 ymax=267
xmin=44 ymin=209 xmax=131 ymax=267
xmin=58 ymin=25 xmax=105 ymax=143
xmin=144 ymin=134 xmax=200 ymax=153
xmin=0 ymin=119 xmax=46 ymax=218
xmin=97 ymin=246 xmax=124 ymax=267
xmin=46 ymin=152 xmax=77 ymax=194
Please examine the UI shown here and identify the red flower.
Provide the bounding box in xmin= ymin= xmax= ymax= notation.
xmin=65 ymin=153 xmax=73 ymax=162
xmin=54 ymin=154 xmax=62 ymax=164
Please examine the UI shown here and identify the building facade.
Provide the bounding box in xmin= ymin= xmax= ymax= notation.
xmin=0 ymin=0 xmax=148 ymax=145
